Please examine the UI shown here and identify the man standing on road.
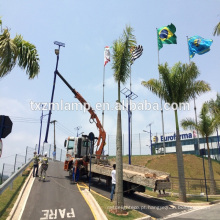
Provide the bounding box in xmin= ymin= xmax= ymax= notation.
xmin=39 ymin=152 xmax=49 ymax=182
xmin=110 ymin=164 xmax=116 ymax=202
xmin=33 ymin=152 xmax=39 ymax=177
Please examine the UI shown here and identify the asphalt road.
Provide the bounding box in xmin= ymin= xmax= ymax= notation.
xmin=87 ymin=177 xmax=192 ymax=219
xmin=165 ymin=203 xmax=220 ymax=220
xmin=21 ymin=161 xmax=94 ymax=220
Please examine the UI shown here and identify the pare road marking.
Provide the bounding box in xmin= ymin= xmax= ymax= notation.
xmin=40 ymin=208 xmax=75 ymax=219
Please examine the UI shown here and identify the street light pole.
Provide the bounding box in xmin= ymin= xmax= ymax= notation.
xmin=44 ymin=41 xmax=65 ymax=144
xmin=121 ymin=88 xmax=138 ymax=165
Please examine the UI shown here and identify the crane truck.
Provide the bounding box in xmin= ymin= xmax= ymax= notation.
xmin=55 ymin=70 xmax=171 ymax=194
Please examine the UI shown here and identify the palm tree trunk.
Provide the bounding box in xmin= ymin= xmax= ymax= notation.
xmin=116 ymin=80 xmax=124 ymax=209
xmin=206 ymin=136 xmax=216 ymax=194
xmin=174 ymin=110 xmax=187 ymax=202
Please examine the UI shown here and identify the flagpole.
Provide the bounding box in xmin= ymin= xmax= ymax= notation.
xmin=186 ymin=36 xmax=200 ymax=155
xmin=102 ymin=64 xmax=105 ymax=128
xmin=130 ymin=64 xmax=132 ymax=157
xmin=156 ymin=28 xmax=166 ymax=155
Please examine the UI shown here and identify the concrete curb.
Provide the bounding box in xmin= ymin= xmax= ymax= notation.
xmin=81 ymin=188 xmax=108 ymax=220
xmin=6 ymin=166 xmax=34 ymax=220
xmin=136 ymin=192 xmax=218 ymax=207
xmin=135 ymin=216 xmax=152 ymax=220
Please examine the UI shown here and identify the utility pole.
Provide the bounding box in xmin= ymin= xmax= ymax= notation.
xmin=75 ymin=126 xmax=82 ymax=137
xmin=143 ymin=122 xmax=153 ymax=155
xmin=50 ymin=120 xmax=57 ymax=155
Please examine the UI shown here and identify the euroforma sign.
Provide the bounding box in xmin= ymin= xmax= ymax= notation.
xmin=159 ymin=131 xmax=194 ymax=143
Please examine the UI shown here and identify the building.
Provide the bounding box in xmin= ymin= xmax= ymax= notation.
xmin=153 ymin=130 xmax=220 ymax=161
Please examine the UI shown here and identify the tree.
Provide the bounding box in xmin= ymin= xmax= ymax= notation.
xmin=0 ymin=18 xmax=39 ymax=78
xmin=181 ymin=103 xmax=216 ymax=194
xmin=142 ymin=62 xmax=210 ymax=202
xmin=112 ymin=25 xmax=136 ymax=210
xmin=208 ymin=93 xmax=220 ymax=125
xmin=213 ymin=22 xmax=220 ymax=36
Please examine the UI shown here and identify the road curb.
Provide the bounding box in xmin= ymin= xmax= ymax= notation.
xmin=136 ymin=192 xmax=214 ymax=207
xmin=6 ymin=166 xmax=34 ymax=220
xmin=81 ymin=188 xmax=108 ymax=220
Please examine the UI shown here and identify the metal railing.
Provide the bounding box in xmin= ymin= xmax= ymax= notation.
xmin=0 ymin=159 xmax=33 ymax=195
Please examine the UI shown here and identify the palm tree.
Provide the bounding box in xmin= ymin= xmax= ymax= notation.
xmin=142 ymin=62 xmax=210 ymax=202
xmin=0 ymin=21 xmax=39 ymax=78
xmin=181 ymin=103 xmax=216 ymax=194
xmin=208 ymin=93 xmax=220 ymax=124
xmin=112 ymin=25 xmax=136 ymax=210
xmin=213 ymin=22 xmax=220 ymax=36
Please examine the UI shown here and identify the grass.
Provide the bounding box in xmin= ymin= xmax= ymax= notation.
xmin=144 ymin=188 xmax=220 ymax=203
xmin=110 ymin=154 xmax=220 ymax=180
xmin=109 ymin=154 xmax=220 ymax=199
xmin=0 ymin=163 xmax=33 ymax=220
xmin=91 ymin=192 xmax=146 ymax=220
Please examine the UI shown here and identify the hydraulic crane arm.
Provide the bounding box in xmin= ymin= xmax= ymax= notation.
xmin=56 ymin=71 xmax=106 ymax=156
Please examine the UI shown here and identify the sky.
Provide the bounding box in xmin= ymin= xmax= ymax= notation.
xmin=0 ymin=0 xmax=220 ymax=166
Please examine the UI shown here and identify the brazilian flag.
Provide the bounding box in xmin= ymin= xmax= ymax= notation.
xmin=157 ymin=23 xmax=177 ymax=50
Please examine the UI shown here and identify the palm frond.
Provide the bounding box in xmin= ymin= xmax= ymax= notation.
xmin=181 ymin=118 xmax=197 ymax=130
xmin=13 ymin=35 xmax=40 ymax=79
xmin=112 ymin=25 xmax=136 ymax=84
xmin=141 ymin=79 xmax=164 ymax=99
xmin=0 ymin=28 xmax=17 ymax=77
xmin=213 ymin=22 xmax=220 ymax=36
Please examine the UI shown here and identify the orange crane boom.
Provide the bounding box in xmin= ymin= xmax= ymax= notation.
xmin=56 ymin=71 xmax=106 ymax=156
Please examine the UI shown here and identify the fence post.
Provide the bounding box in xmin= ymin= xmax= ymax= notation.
xmin=42 ymin=143 xmax=45 ymax=156
xmin=49 ymin=144 xmax=51 ymax=158
xmin=1 ymin=163 xmax=5 ymax=184
xmin=108 ymin=135 xmax=109 ymax=155
xmin=25 ymin=146 xmax=28 ymax=163
xmin=123 ymin=134 xmax=124 ymax=156
xmin=14 ymin=154 xmax=17 ymax=173
xmin=139 ymin=133 xmax=141 ymax=155
xmin=60 ymin=149 xmax=62 ymax=161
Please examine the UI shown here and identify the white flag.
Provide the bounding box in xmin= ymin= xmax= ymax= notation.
xmin=104 ymin=46 xmax=110 ymax=66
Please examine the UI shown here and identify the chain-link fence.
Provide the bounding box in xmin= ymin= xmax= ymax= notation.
xmin=170 ymin=177 xmax=220 ymax=195
xmin=0 ymin=144 xmax=65 ymax=185
xmin=40 ymin=143 xmax=66 ymax=162
xmin=106 ymin=133 xmax=151 ymax=156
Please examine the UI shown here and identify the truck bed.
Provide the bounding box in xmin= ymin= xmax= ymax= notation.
xmin=91 ymin=162 xmax=171 ymax=190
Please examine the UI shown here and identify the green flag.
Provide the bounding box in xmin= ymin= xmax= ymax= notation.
xmin=157 ymin=23 xmax=177 ymax=50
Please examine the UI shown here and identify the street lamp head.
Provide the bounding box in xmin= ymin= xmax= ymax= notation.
xmin=54 ymin=41 xmax=65 ymax=47
xmin=55 ymin=49 xmax=59 ymax=55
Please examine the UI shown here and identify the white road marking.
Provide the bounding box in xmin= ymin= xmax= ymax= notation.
xmin=40 ymin=208 xmax=75 ymax=219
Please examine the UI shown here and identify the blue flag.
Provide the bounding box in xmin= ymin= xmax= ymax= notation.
xmin=188 ymin=36 xmax=213 ymax=59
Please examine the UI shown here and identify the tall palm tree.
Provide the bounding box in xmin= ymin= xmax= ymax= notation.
xmin=0 ymin=23 xmax=39 ymax=78
xmin=181 ymin=103 xmax=216 ymax=194
xmin=112 ymin=25 xmax=136 ymax=209
xmin=213 ymin=22 xmax=220 ymax=36
xmin=142 ymin=62 xmax=210 ymax=202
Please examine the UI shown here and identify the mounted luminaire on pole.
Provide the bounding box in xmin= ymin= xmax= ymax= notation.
xmin=44 ymin=41 xmax=65 ymax=144
xmin=121 ymin=87 xmax=138 ymax=165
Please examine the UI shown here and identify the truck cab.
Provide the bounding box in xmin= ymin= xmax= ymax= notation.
xmin=64 ymin=136 xmax=91 ymax=175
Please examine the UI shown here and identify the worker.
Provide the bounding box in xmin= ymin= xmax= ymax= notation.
xmin=39 ymin=152 xmax=49 ymax=182
xmin=33 ymin=151 xmax=39 ymax=177
xmin=110 ymin=164 xmax=116 ymax=202
xmin=52 ymin=150 xmax=56 ymax=161
xmin=71 ymin=161 xmax=80 ymax=184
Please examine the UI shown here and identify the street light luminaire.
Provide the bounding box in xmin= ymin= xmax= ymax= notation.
xmin=55 ymin=49 xmax=59 ymax=55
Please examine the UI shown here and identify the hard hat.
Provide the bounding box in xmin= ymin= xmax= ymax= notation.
xmin=44 ymin=152 xmax=47 ymax=156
